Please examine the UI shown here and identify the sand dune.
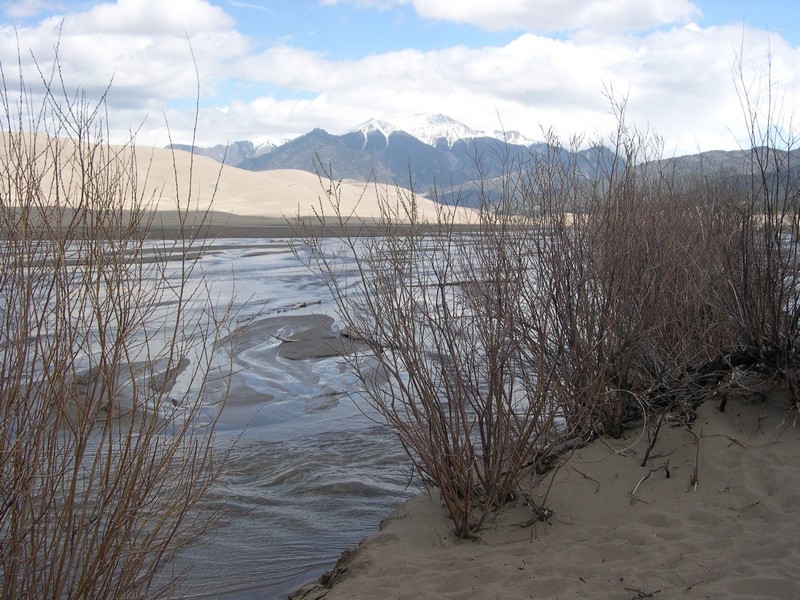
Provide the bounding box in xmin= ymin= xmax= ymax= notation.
xmin=137 ymin=147 xmax=478 ymax=235
xmin=0 ymin=136 xmax=474 ymax=233
xmin=136 ymin=145 xmax=454 ymax=220
xmin=292 ymin=389 xmax=800 ymax=600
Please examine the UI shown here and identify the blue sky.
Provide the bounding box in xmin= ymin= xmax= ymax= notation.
xmin=1 ymin=0 xmax=799 ymax=154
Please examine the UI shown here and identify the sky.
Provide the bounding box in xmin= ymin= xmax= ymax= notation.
xmin=0 ymin=0 xmax=799 ymax=155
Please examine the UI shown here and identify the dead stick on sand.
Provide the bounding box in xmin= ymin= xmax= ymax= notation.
xmin=631 ymin=462 xmax=670 ymax=498
xmin=731 ymin=500 xmax=760 ymax=512
xmin=569 ymin=466 xmax=600 ymax=494
xmin=624 ymin=587 xmax=661 ymax=598
xmin=701 ymin=432 xmax=748 ymax=449
xmin=688 ymin=429 xmax=700 ymax=491
xmin=640 ymin=403 xmax=672 ymax=466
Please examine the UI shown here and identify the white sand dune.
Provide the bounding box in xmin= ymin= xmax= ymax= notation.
xmin=293 ymin=390 xmax=800 ymax=600
xmin=0 ymin=136 xmax=474 ymax=228
xmin=132 ymin=146 xmax=469 ymax=223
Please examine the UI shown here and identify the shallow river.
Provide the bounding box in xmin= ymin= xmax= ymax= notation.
xmin=168 ymin=238 xmax=412 ymax=599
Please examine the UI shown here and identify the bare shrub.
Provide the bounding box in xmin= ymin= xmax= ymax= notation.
xmin=499 ymin=113 xmax=726 ymax=447
xmin=700 ymin=58 xmax=800 ymax=400
xmin=297 ymin=165 xmax=582 ymax=537
xmin=299 ymin=71 xmax=800 ymax=537
xmin=297 ymin=112 xmax=740 ymax=537
xmin=0 ymin=57 xmax=229 ymax=597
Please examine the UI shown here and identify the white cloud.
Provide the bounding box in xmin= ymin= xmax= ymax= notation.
xmin=323 ymin=0 xmax=702 ymax=33
xmin=214 ymin=22 xmax=800 ymax=154
xmin=0 ymin=0 xmax=249 ymax=111
xmin=63 ymin=0 xmax=234 ymax=35
xmin=1 ymin=1 xmax=797 ymax=156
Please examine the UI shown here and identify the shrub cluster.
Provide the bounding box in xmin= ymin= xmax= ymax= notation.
xmin=301 ymin=95 xmax=800 ymax=537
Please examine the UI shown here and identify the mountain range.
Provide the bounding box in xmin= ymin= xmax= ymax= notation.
xmin=171 ymin=113 xmax=787 ymax=207
xmin=172 ymin=114 xmax=614 ymax=206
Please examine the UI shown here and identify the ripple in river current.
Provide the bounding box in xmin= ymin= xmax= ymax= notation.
xmin=180 ymin=425 xmax=410 ymax=599
xmin=168 ymin=239 xmax=413 ymax=600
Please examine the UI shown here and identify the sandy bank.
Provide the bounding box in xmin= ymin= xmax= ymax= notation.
xmin=292 ymin=390 xmax=800 ymax=599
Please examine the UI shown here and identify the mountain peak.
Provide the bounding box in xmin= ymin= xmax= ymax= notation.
xmin=348 ymin=113 xmax=540 ymax=149
xmin=350 ymin=118 xmax=400 ymax=140
xmin=386 ymin=113 xmax=482 ymax=148
xmin=349 ymin=113 xmax=481 ymax=148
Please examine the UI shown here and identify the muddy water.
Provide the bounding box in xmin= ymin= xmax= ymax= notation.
xmin=169 ymin=239 xmax=412 ymax=599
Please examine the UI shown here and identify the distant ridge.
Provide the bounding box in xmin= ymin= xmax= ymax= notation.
xmin=170 ymin=114 xmax=789 ymax=207
xmin=169 ymin=113 xmax=565 ymax=206
xmin=350 ymin=113 xmax=538 ymax=149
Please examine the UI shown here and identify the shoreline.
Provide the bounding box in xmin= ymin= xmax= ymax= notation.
xmin=148 ymin=211 xmax=487 ymax=240
xmin=291 ymin=389 xmax=800 ymax=599
xmin=0 ymin=208 xmax=482 ymax=240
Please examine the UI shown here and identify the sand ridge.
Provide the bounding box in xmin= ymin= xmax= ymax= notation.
xmin=293 ymin=391 xmax=800 ymax=599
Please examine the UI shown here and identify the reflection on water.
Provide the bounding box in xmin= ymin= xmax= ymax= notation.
xmin=171 ymin=239 xmax=412 ymax=600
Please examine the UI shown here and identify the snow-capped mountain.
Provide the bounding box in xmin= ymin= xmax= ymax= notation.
xmin=169 ymin=111 xmax=768 ymax=209
xmin=385 ymin=114 xmax=483 ymax=148
xmin=171 ymin=113 xmax=618 ymax=207
xmin=349 ymin=113 xmax=537 ymax=149
xmin=251 ymin=135 xmax=293 ymax=154
xmin=350 ymin=118 xmax=402 ymax=141
xmin=490 ymin=129 xmax=539 ymax=147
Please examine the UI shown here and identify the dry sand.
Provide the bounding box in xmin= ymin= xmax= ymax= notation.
xmin=135 ymin=146 xmax=413 ymax=220
xmin=292 ymin=390 xmax=800 ymax=600
xmin=0 ymin=136 xmax=475 ymax=236
xmin=132 ymin=147 xmax=475 ymax=236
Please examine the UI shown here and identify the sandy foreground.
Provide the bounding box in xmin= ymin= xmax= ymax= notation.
xmin=291 ymin=389 xmax=800 ymax=600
